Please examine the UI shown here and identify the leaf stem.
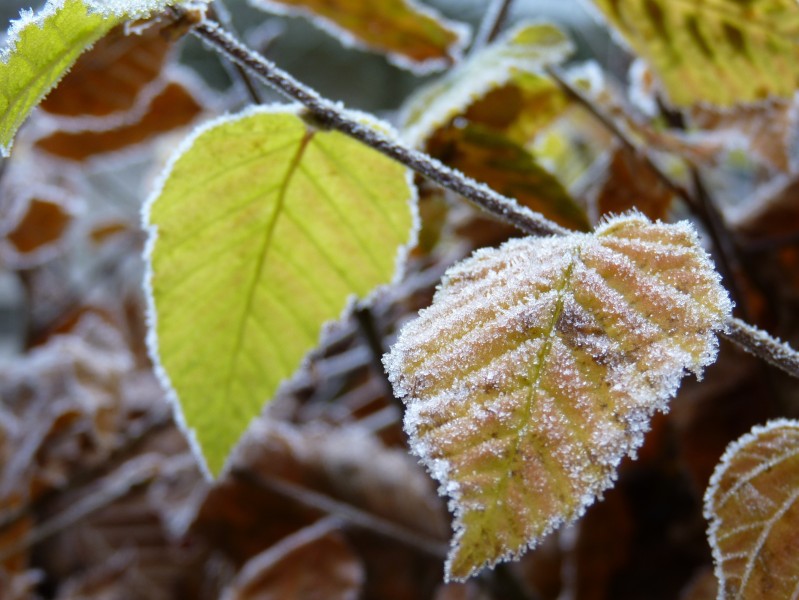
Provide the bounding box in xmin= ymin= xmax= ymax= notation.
xmin=187 ymin=15 xmax=568 ymax=238
xmin=182 ymin=13 xmax=799 ymax=379
xmin=471 ymin=0 xmax=514 ymax=53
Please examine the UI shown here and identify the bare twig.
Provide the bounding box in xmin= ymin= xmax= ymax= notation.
xmin=471 ymin=0 xmax=514 ymax=52
xmin=209 ymin=0 xmax=265 ymax=105
xmin=230 ymin=468 xmax=448 ymax=559
xmin=181 ymin=13 xmax=799 ymax=379
xmin=187 ymin=15 xmax=568 ymax=238
xmin=722 ymin=318 xmax=799 ymax=379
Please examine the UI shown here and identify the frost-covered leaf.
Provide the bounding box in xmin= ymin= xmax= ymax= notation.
xmin=36 ymin=79 xmax=205 ymax=161
xmin=588 ymin=0 xmax=799 ymax=107
xmin=426 ymin=123 xmax=590 ymax=231
xmin=401 ymin=22 xmax=573 ymax=147
xmin=704 ymin=419 xmax=799 ymax=599
xmin=0 ymin=0 xmax=122 ymax=156
xmin=384 ymin=214 xmax=731 ymax=581
xmin=248 ymin=0 xmax=469 ymax=73
xmin=38 ymin=22 xmax=172 ymax=122
xmin=0 ymin=0 xmax=204 ymax=156
xmin=145 ymin=106 xmax=417 ymax=477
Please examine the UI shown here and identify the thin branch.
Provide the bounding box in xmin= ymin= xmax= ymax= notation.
xmin=471 ymin=0 xmax=514 ymax=53
xmin=722 ymin=318 xmax=799 ymax=379
xmin=187 ymin=15 xmax=568 ymax=238
xmin=230 ymin=468 xmax=448 ymax=559
xmin=183 ymin=12 xmax=799 ymax=380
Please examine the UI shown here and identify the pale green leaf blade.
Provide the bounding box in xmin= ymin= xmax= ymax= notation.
xmin=248 ymin=0 xmax=469 ymax=73
xmin=588 ymin=0 xmax=799 ymax=106
xmin=704 ymin=419 xmax=799 ymax=600
xmin=145 ymin=106 xmax=417 ymax=476
xmin=0 ymin=0 xmax=122 ymax=156
xmin=401 ymin=22 xmax=574 ymax=147
xmin=384 ymin=214 xmax=731 ymax=581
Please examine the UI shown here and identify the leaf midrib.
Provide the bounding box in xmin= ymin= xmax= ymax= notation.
xmin=221 ymin=127 xmax=315 ymax=406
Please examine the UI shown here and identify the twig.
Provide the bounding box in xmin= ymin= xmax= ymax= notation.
xmin=182 ymin=13 xmax=799 ymax=379
xmin=230 ymin=468 xmax=448 ymax=559
xmin=722 ymin=318 xmax=799 ymax=379
xmin=209 ymin=0 xmax=265 ymax=105
xmin=186 ymin=15 xmax=568 ymax=238
xmin=353 ymin=306 xmax=398 ymax=406
xmin=471 ymin=0 xmax=514 ymax=53
xmin=546 ymin=66 xmax=754 ymax=316
xmin=0 ymin=462 xmax=157 ymax=562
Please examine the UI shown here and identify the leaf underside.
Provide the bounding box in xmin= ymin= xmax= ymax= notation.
xmin=146 ymin=107 xmax=416 ymax=476
xmin=0 ymin=0 xmax=122 ymax=156
xmin=704 ymin=419 xmax=799 ymax=600
xmin=385 ymin=214 xmax=731 ymax=580
xmin=590 ymin=0 xmax=799 ymax=106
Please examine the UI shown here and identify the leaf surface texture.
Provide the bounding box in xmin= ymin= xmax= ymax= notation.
xmin=589 ymin=0 xmax=799 ymax=106
xmin=385 ymin=215 xmax=731 ymax=580
xmin=145 ymin=107 xmax=416 ymax=476
xmin=704 ymin=419 xmax=799 ymax=599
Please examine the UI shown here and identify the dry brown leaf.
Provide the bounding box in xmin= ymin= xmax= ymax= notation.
xmin=35 ymin=80 xmax=203 ymax=161
xmin=39 ymin=23 xmax=172 ymax=121
xmin=426 ymin=123 xmax=589 ymax=231
xmin=221 ymin=519 xmax=364 ymax=600
xmin=592 ymin=147 xmax=674 ymax=222
xmin=249 ymin=0 xmax=468 ymax=72
xmin=5 ymin=197 xmax=72 ymax=256
xmin=704 ymin=419 xmax=799 ymax=599
xmin=385 ymin=215 xmax=731 ymax=580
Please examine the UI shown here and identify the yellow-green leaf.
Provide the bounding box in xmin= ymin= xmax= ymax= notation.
xmin=384 ymin=214 xmax=731 ymax=581
xmin=145 ymin=106 xmax=417 ymax=477
xmin=588 ymin=0 xmax=799 ymax=106
xmin=704 ymin=419 xmax=799 ymax=599
xmin=248 ymin=0 xmax=469 ymax=73
xmin=0 ymin=0 xmax=121 ymax=156
xmin=401 ymin=22 xmax=573 ymax=147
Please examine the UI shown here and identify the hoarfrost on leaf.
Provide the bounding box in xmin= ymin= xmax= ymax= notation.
xmin=384 ymin=214 xmax=732 ymax=581
xmin=703 ymin=419 xmax=799 ymax=600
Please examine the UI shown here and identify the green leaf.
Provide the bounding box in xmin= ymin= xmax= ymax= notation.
xmin=248 ymin=0 xmax=469 ymax=73
xmin=384 ymin=214 xmax=731 ymax=581
xmin=145 ymin=106 xmax=417 ymax=476
xmin=588 ymin=0 xmax=799 ymax=106
xmin=0 ymin=0 xmax=121 ymax=156
xmin=401 ymin=22 xmax=573 ymax=147
xmin=704 ymin=419 xmax=799 ymax=599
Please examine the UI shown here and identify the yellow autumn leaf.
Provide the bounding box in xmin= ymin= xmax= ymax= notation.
xmin=588 ymin=0 xmax=799 ymax=106
xmin=384 ymin=214 xmax=731 ymax=581
xmin=704 ymin=419 xmax=799 ymax=599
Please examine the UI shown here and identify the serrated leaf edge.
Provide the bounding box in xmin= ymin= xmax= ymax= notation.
xmin=142 ymin=103 xmax=419 ymax=478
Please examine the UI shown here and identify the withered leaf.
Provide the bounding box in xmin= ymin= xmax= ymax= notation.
xmin=704 ymin=419 xmax=799 ymax=599
xmin=221 ymin=520 xmax=364 ymax=600
xmin=5 ymin=197 xmax=72 ymax=256
xmin=426 ymin=123 xmax=590 ymax=231
xmin=39 ymin=23 xmax=172 ymax=121
xmin=35 ymin=80 xmax=203 ymax=161
xmin=385 ymin=214 xmax=731 ymax=580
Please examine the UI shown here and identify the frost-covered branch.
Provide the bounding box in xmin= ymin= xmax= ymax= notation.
xmin=187 ymin=14 xmax=569 ymax=238
xmin=722 ymin=318 xmax=799 ymax=379
xmin=182 ymin=12 xmax=799 ymax=381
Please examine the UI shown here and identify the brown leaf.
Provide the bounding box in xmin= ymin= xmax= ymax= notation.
xmin=592 ymin=147 xmax=675 ymax=222
xmin=35 ymin=80 xmax=204 ymax=161
xmin=39 ymin=23 xmax=172 ymax=120
xmin=426 ymin=123 xmax=590 ymax=231
xmin=4 ymin=196 xmax=72 ymax=259
xmin=221 ymin=519 xmax=364 ymax=600
xmin=704 ymin=419 xmax=799 ymax=599
xmin=249 ymin=0 xmax=468 ymax=72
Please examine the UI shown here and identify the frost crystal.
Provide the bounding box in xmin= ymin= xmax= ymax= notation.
xmin=384 ymin=213 xmax=732 ymax=581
